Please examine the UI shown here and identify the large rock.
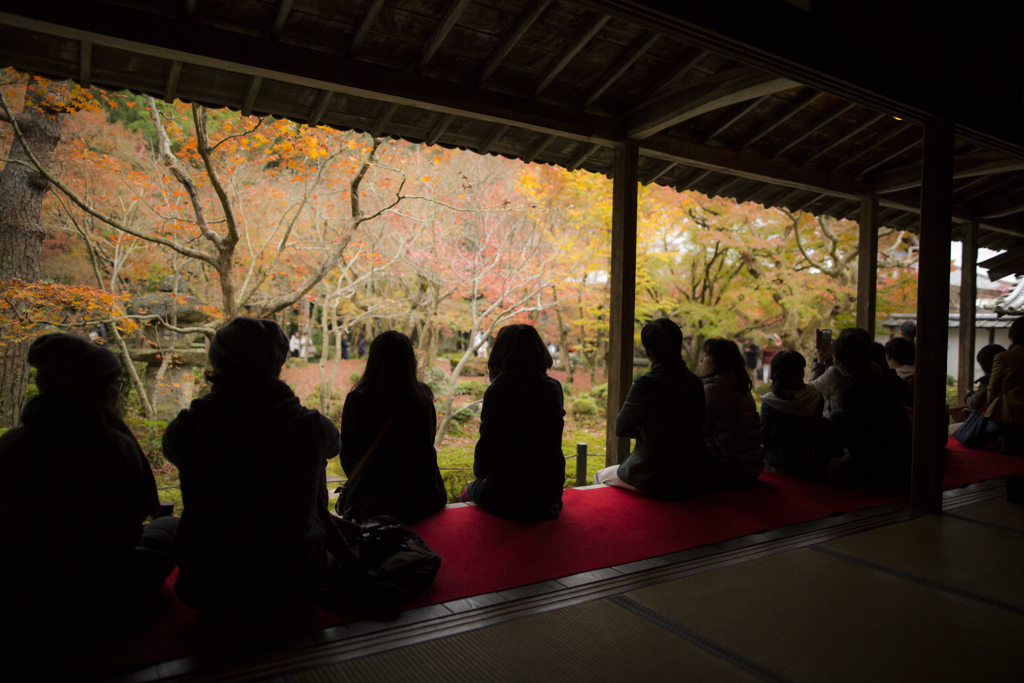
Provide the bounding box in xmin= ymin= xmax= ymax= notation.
xmin=128 ymin=292 xmax=208 ymax=323
xmin=158 ymin=275 xmax=190 ymax=293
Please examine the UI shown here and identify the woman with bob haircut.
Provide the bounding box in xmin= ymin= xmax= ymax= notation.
xmin=699 ymin=338 xmax=764 ymax=488
xmin=464 ymin=324 xmax=566 ymax=521
xmin=338 ymin=330 xmax=446 ymax=522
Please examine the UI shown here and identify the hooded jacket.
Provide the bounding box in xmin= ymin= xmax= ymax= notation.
xmin=703 ymin=373 xmax=764 ymax=488
xmin=760 ymin=385 xmax=841 ymax=479
xmin=163 ymin=381 xmax=339 ymax=612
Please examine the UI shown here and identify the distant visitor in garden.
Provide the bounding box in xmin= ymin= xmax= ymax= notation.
xmin=163 ymin=318 xmax=341 ymax=614
xmin=463 ymin=324 xmax=566 ymax=521
xmin=699 ymin=338 xmax=765 ymax=489
xmin=594 ymin=318 xmax=709 ymax=499
xmin=337 ymin=330 xmax=446 ymax=522
xmin=0 ymin=333 xmax=177 ymax=662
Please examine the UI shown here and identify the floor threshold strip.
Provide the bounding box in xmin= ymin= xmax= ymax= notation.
xmin=941 ymin=511 xmax=1024 ymax=535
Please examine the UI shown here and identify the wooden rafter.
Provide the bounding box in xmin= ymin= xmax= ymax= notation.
xmin=858 ymin=138 xmax=922 ymax=176
xmin=241 ymin=75 xmax=262 ymax=116
xmin=871 ymin=154 xmax=1024 ymax=194
xmin=476 ymin=0 xmax=553 ymax=84
xmin=370 ymin=102 xmax=399 ymax=138
xmin=677 ymin=168 xmax=711 ymax=191
xmin=803 ymin=112 xmax=886 ymax=165
xmin=182 ymin=0 xmax=196 ymax=20
xmin=79 ymin=40 xmax=92 ymax=88
xmin=349 ymin=0 xmax=385 ymax=57
xmin=628 ymin=68 xmax=797 ymax=140
xmin=268 ymin=0 xmax=293 ymax=40
xmin=704 ymin=94 xmax=769 ymax=142
xmin=737 ymin=89 xmax=821 ymax=150
xmin=425 ymin=113 xmax=456 ymax=146
xmin=478 ymin=123 xmax=509 ymax=155
xmin=415 ymin=0 xmax=472 ymax=72
xmin=163 ymin=61 xmax=182 ymax=102
xmin=974 ymin=189 xmax=1024 ymax=219
xmin=531 ymin=13 xmax=610 ymax=98
xmin=567 ymin=142 xmax=601 ymax=171
xmin=831 ymin=121 xmax=911 ymax=173
xmin=641 ymin=159 xmax=676 ymax=184
xmin=772 ymin=102 xmax=856 ymax=159
xmin=649 ymin=48 xmax=707 ymax=99
xmin=522 ymin=133 xmax=556 ymax=164
xmin=581 ymin=31 xmax=660 ymax=108
xmin=794 ymin=192 xmax=826 ymax=213
xmin=307 ymin=89 xmax=333 ymax=127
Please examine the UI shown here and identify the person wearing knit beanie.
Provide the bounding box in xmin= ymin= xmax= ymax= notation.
xmin=208 ymin=317 xmax=289 ymax=379
xmin=27 ymin=333 xmax=122 ymax=395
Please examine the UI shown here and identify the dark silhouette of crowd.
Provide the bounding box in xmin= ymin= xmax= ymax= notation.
xmin=0 ymin=315 xmax=956 ymax=669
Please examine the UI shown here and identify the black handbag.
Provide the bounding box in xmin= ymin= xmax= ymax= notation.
xmin=334 ymin=415 xmax=393 ymax=516
xmin=953 ymin=408 xmax=989 ymax=448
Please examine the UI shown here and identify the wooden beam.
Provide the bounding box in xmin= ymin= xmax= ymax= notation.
xmin=522 ymin=133 xmax=556 ymax=164
xmin=476 ymin=0 xmax=552 ymax=84
xmin=982 ymin=246 xmax=1024 ymax=281
xmin=606 ymin=140 xmax=638 ymax=466
xmin=872 ymin=155 xmax=1024 ymax=194
xmin=704 ymin=94 xmax=769 ymax=142
xmin=649 ymin=48 xmax=707 ymax=99
xmin=629 ymin=68 xmax=797 ymax=140
xmin=856 ymin=198 xmax=879 ymax=336
xmin=424 ymin=113 xmax=455 ymax=146
xmin=566 ymin=142 xmax=601 ymax=171
xmin=306 ymin=89 xmax=333 ymax=127
xmin=531 ymin=13 xmax=610 ymax=98
xmin=957 ymin=174 xmax=1018 ymax=203
xmin=79 ymin=40 xmax=91 ymax=88
xmin=711 ymin=176 xmax=742 ymax=197
xmin=182 ymin=0 xmax=197 ymax=20
xmin=958 ymin=219 xmax=978 ymax=405
xmin=268 ymin=0 xmax=293 ymax=40
xmin=858 ymin=137 xmax=922 ymax=176
xmin=804 ymin=112 xmax=886 ymax=165
xmin=974 ymin=188 xmax=1024 ymax=219
xmin=878 ymin=188 xmax=1024 ymax=240
xmin=581 ymin=31 xmax=660 ymax=108
xmin=414 ymin=0 xmax=471 ymax=72
xmin=241 ymin=75 xmax=262 ymax=116
xmin=641 ymin=159 xmax=676 ymax=185
xmin=794 ymin=192 xmax=826 ymax=213
xmin=478 ymin=123 xmax=508 ymax=155
xmin=677 ymin=168 xmax=711 ymax=191
xmin=370 ymin=102 xmax=399 ymax=138
xmin=349 ymin=0 xmax=385 ymax=56
xmin=737 ymin=89 xmax=821 ymax=150
xmin=772 ymin=102 xmax=856 ymax=159
xmin=163 ymin=60 xmax=182 ymax=102
xmin=912 ymin=118 xmax=954 ymax=514
xmin=831 ymin=121 xmax=913 ymax=173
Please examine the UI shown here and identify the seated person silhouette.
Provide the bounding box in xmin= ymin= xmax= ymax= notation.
xmin=0 ymin=334 xmax=176 ymax=665
xmin=463 ymin=324 xmax=566 ymax=521
xmin=337 ymin=330 xmax=446 ymax=522
xmin=985 ymin=317 xmax=1024 ymax=453
xmin=163 ymin=318 xmax=340 ymax=614
xmin=699 ymin=338 xmax=765 ymax=489
xmin=964 ymin=344 xmax=1006 ymax=411
xmin=760 ymin=350 xmax=843 ymax=480
xmin=594 ymin=318 xmax=709 ymax=499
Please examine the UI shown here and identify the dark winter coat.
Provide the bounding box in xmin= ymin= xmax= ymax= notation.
xmin=0 ymin=394 xmax=159 ymax=642
xmin=965 ymin=375 xmax=991 ymax=411
xmin=469 ymin=371 xmax=565 ymax=521
xmin=703 ymin=373 xmax=765 ymax=488
xmin=843 ymin=371 xmax=913 ymax=490
xmin=615 ymin=357 xmax=709 ymax=499
xmin=338 ymin=384 xmax=446 ymax=522
xmin=163 ymin=381 xmax=340 ymax=612
xmin=760 ymin=385 xmax=841 ymax=479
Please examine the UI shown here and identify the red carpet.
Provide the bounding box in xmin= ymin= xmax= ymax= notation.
xmin=107 ymin=439 xmax=1024 ymax=669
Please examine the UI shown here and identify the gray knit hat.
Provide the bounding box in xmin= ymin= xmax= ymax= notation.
xmin=208 ymin=317 xmax=289 ymax=378
xmin=28 ymin=333 xmax=121 ymax=395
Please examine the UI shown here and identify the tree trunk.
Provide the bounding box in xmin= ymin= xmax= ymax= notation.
xmin=0 ymin=78 xmax=67 ymax=426
xmin=555 ymin=306 xmax=573 ymax=383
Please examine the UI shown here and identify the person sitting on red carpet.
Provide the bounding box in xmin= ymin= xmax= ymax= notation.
xmin=163 ymin=318 xmax=340 ymax=615
xmin=593 ymin=318 xmax=709 ymax=499
xmin=0 ymin=333 xmax=176 ymax=667
xmin=462 ymin=324 xmax=566 ymax=521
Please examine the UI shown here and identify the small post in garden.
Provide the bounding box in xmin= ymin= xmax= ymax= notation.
xmin=576 ymin=442 xmax=588 ymax=487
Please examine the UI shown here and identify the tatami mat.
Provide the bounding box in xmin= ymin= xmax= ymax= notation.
xmin=291 ymin=600 xmax=761 ymax=683
xmin=625 ymin=548 xmax=1024 ymax=682
xmin=946 ymin=497 xmax=1024 ymax=532
xmin=818 ymin=514 xmax=1024 ymax=610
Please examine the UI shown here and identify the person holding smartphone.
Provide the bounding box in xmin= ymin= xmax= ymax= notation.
xmin=809 ymin=328 xmax=848 ymax=415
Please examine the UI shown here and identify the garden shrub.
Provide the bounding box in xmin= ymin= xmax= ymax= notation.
xmin=589 ymin=383 xmax=608 ymax=409
xmin=455 ymin=380 xmax=486 ymax=399
xmin=125 ymin=416 xmax=170 ymax=467
xmin=560 ymin=382 xmax=572 ymax=397
xmin=349 ymin=371 xmax=362 ymax=383
xmin=632 ymin=366 xmax=648 ymax=380
xmin=441 ymin=470 xmax=474 ymax=504
xmin=425 ymin=366 xmax=449 ymax=395
xmin=309 ymin=381 xmax=346 ymax=423
xmin=570 ymin=397 xmax=598 ymax=420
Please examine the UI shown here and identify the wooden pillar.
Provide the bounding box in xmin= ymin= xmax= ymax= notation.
xmin=957 ymin=220 xmax=979 ymax=405
xmin=912 ymin=118 xmax=954 ymax=514
xmin=605 ymin=140 xmax=639 ymax=466
xmin=856 ymin=198 xmax=879 ymax=337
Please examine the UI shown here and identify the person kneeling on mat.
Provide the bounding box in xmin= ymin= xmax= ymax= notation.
xmin=593 ymin=318 xmax=709 ymax=499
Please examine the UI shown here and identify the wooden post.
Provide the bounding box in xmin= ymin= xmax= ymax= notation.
xmin=576 ymin=443 xmax=588 ymax=487
xmin=605 ymin=140 xmax=639 ymax=466
xmin=912 ymin=118 xmax=954 ymax=514
xmin=957 ymin=220 xmax=978 ymax=405
xmin=856 ymin=197 xmax=879 ymax=337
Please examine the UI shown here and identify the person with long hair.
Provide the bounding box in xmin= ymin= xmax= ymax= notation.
xmin=965 ymin=343 xmax=1006 ymax=411
xmin=594 ymin=318 xmax=709 ymax=499
xmin=338 ymin=330 xmax=446 ymax=522
xmin=984 ymin=317 xmax=1024 ymax=453
xmin=464 ymin=324 xmax=566 ymax=521
xmin=163 ymin=318 xmax=340 ymax=615
xmin=0 ymin=334 xmax=175 ymax=667
xmin=699 ymin=338 xmax=764 ymax=488
xmin=830 ymin=333 xmax=912 ymax=489
xmin=760 ymin=350 xmax=843 ymax=480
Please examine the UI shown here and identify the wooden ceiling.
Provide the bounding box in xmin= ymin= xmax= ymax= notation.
xmin=2 ymin=0 xmax=1024 ymax=254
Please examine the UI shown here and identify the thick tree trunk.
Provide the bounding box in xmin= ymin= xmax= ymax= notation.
xmin=0 ymin=78 xmax=67 ymax=426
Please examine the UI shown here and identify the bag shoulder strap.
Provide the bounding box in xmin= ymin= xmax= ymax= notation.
xmin=347 ymin=415 xmax=394 ymax=485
